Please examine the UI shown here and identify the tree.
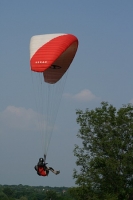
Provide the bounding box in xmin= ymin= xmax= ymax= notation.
xmin=45 ymin=190 xmax=58 ymax=200
xmin=19 ymin=197 xmax=28 ymax=200
xmin=68 ymin=186 xmax=90 ymax=200
xmin=0 ymin=191 xmax=9 ymax=200
xmin=3 ymin=188 xmax=14 ymax=198
xmin=73 ymin=102 xmax=133 ymax=200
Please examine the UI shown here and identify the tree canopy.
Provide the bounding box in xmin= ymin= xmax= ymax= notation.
xmin=0 ymin=185 xmax=73 ymax=200
xmin=73 ymin=102 xmax=133 ymax=200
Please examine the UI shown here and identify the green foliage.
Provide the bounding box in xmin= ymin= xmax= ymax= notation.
xmin=68 ymin=186 xmax=89 ymax=200
xmin=0 ymin=185 xmax=72 ymax=200
xmin=19 ymin=197 xmax=28 ymax=200
xmin=45 ymin=190 xmax=58 ymax=200
xmin=0 ymin=191 xmax=9 ymax=200
xmin=3 ymin=187 xmax=14 ymax=198
xmin=73 ymin=102 xmax=133 ymax=200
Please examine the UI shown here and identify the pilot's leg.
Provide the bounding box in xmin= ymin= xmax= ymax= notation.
xmin=48 ymin=167 xmax=60 ymax=175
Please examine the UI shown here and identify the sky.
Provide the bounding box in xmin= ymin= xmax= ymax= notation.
xmin=0 ymin=0 xmax=133 ymax=187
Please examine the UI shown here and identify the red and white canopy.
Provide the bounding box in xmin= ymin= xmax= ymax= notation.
xmin=30 ymin=33 xmax=78 ymax=83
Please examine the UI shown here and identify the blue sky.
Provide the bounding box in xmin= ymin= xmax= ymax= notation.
xmin=0 ymin=0 xmax=133 ymax=187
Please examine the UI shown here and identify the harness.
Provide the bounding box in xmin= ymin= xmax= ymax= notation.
xmin=36 ymin=162 xmax=48 ymax=176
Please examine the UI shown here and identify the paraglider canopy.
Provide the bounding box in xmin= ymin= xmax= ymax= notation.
xmin=29 ymin=33 xmax=78 ymax=155
xmin=30 ymin=33 xmax=78 ymax=83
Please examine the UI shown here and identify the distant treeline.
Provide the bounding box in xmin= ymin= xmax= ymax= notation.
xmin=0 ymin=184 xmax=74 ymax=200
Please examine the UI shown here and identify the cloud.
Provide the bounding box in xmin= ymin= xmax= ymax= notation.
xmin=63 ymin=89 xmax=98 ymax=102
xmin=129 ymin=99 xmax=133 ymax=104
xmin=0 ymin=106 xmax=44 ymax=131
